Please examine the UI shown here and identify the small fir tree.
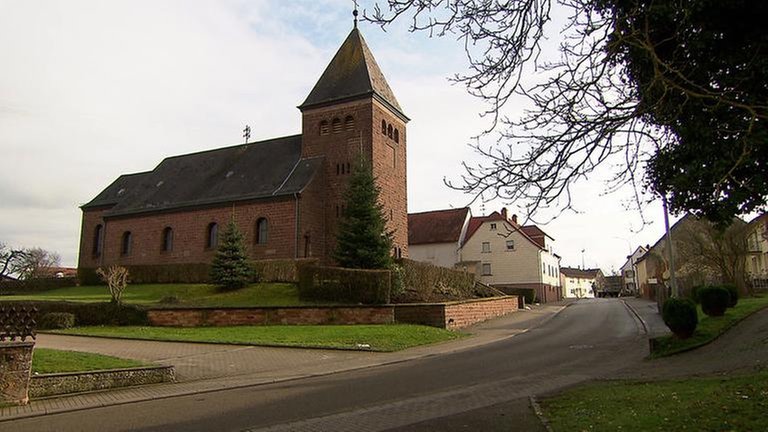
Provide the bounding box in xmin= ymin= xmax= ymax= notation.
xmin=210 ymin=219 xmax=253 ymax=290
xmin=333 ymin=157 xmax=394 ymax=269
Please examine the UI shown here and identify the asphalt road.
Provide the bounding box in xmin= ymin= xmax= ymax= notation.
xmin=8 ymin=298 xmax=646 ymax=432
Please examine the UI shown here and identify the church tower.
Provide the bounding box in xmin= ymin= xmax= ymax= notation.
xmin=298 ymin=25 xmax=409 ymax=263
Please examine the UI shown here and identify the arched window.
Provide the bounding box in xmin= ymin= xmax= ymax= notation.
xmin=92 ymin=224 xmax=103 ymax=256
xmin=161 ymin=227 xmax=173 ymax=252
xmin=394 ymin=128 xmax=399 ymax=143
xmin=381 ymin=119 xmax=387 ymax=134
xmin=256 ymin=218 xmax=268 ymax=244
xmin=319 ymin=120 xmax=329 ymax=135
xmin=121 ymin=231 xmax=132 ymax=256
xmin=206 ymin=223 xmax=218 ymax=249
xmin=344 ymin=115 xmax=355 ymax=131
xmin=331 ymin=118 xmax=342 ymax=133
xmin=387 ymin=124 xmax=393 ymax=138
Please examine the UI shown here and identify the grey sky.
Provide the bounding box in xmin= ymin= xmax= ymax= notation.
xmin=0 ymin=0 xmax=677 ymax=273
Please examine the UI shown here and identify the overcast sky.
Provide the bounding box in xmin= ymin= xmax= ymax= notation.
xmin=0 ymin=0 xmax=680 ymax=273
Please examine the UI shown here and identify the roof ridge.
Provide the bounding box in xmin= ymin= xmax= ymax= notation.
xmin=161 ymin=134 xmax=302 ymax=162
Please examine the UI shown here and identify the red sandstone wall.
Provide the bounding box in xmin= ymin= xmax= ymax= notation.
xmin=394 ymin=296 xmax=519 ymax=329
xmin=147 ymin=306 xmax=395 ymax=327
xmin=83 ymin=198 xmax=297 ymax=268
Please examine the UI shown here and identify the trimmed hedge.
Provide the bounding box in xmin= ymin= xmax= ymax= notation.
xmin=5 ymin=301 xmax=149 ymax=326
xmin=252 ymin=258 xmax=318 ymax=283
xmin=662 ymin=298 xmax=698 ymax=339
xmin=0 ymin=277 xmax=78 ymax=295
xmin=699 ymin=286 xmax=730 ymax=317
xmin=38 ymin=312 xmax=75 ymax=330
xmin=298 ymin=266 xmax=391 ymax=304
xmin=722 ymin=284 xmax=739 ymax=308
xmin=396 ymin=259 xmax=476 ymax=302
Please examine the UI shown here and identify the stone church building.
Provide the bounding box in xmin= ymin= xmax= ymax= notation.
xmin=78 ymin=26 xmax=409 ymax=277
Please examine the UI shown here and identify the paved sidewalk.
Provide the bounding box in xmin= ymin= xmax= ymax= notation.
xmin=622 ymin=296 xmax=670 ymax=337
xmin=1 ymin=302 xmax=570 ymax=422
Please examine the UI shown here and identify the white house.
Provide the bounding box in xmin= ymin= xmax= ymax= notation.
xmin=408 ymin=207 xmax=562 ymax=303
xmin=560 ymin=267 xmax=604 ymax=298
xmin=620 ymin=246 xmax=648 ymax=296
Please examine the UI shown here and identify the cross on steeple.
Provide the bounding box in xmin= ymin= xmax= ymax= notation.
xmin=353 ymin=0 xmax=359 ymax=28
xmin=243 ymin=125 xmax=251 ymax=143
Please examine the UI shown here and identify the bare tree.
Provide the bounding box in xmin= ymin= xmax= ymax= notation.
xmin=367 ymin=1 xmax=768 ymax=223
xmin=0 ymin=242 xmax=26 ymax=279
xmin=15 ymin=247 xmax=62 ymax=280
xmin=96 ymin=266 xmax=130 ymax=305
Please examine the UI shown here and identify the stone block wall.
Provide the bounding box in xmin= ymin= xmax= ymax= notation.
xmin=0 ymin=342 xmax=34 ymax=405
xmin=395 ymin=296 xmax=519 ymax=329
xmin=30 ymin=365 xmax=175 ymax=398
xmin=147 ymin=306 xmax=395 ymax=327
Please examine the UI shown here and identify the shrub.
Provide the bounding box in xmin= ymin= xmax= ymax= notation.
xmin=96 ymin=265 xmax=129 ymax=305
xmin=699 ymin=286 xmax=730 ymax=317
xmin=396 ymin=259 xmax=476 ymax=302
xmin=298 ymin=265 xmax=391 ymax=304
xmin=721 ymin=284 xmax=739 ymax=308
xmin=38 ymin=312 xmax=75 ymax=329
xmin=158 ymin=295 xmax=181 ymax=305
xmin=689 ymin=285 xmax=705 ymax=304
xmin=662 ymin=298 xmax=698 ymax=339
xmin=6 ymin=301 xmax=149 ymax=326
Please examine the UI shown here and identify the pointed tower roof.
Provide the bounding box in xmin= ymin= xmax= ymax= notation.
xmin=300 ymin=28 xmax=407 ymax=120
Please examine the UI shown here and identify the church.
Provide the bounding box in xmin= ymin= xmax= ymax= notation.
xmin=77 ymin=24 xmax=409 ymax=279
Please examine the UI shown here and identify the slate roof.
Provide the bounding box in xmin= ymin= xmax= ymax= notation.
xmin=300 ymin=28 xmax=406 ymax=120
xmin=560 ymin=267 xmax=602 ymax=279
xmin=408 ymin=208 xmax=469 ymax=245
xmin=83 ymin=135 xmax=323 ymax=217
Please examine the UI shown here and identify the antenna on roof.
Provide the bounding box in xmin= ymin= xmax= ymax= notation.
xmin=352 ymin=0 xmax=359 ymax=28
xmin=243 ymin=125 xmax=251 ymax=143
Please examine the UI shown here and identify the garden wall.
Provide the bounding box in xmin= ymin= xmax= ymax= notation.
xmin=29 ymin=365 xmax=175 ymax=398
xmin=0 ymin=277 xmax=78 ymax=295
xmin=147 ymin=296 xmax=518 ymax=329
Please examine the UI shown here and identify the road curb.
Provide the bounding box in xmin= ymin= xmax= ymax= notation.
xmin=529 ymin=395 xmax=554 ymax=432
xmin=621 ymin=299 xmax=648 ymax=336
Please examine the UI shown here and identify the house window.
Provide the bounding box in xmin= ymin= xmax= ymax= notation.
xmin=482 ymin=242 xmax=491 ymax=253
xmin=381 ymin=119 xmax=387 ymax=134
xmin=92 ymin=224 xmax=103 ymax=256
xmin=319 ymin=120 xmax=329 ymax=135
xmin=387 ymin=123 xmax=393 ymax=138
xmin=344 ymin=115 xmax=355 ymax=131
xmin=256 ymin=218 xmax=268 ymax=244
xmin=482 ymin=263 xmax=492 ymax=276
xmin=161 ymin=227 xmax=173 ymax=252
xmin=206 ymin=223 xmax=218 ymax=249
xmin=394 ymin=128 xmax=399 ymax=143
xmin=505 ymin=240 xmax=514 ymax=251
xmin=332 ymin=118 xmax=342 ymax=133
xmin=121 ymin=231 xmax=132 ymax=256
xmin=490 ymin=223 xmax=497 ymax=231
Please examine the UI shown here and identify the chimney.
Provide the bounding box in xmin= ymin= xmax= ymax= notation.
xmin=501 ymin=207 xmax=507 ymax=220
xmin=512 ymin=214 xmax=518 ymax=224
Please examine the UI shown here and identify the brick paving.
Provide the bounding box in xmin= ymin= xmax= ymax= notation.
xmin=0 ymin=302 xmax=570 ymax=422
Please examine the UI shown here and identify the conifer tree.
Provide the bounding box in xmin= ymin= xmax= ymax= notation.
xmin=210 ymin=219 xmax=253 ymax=290
xmin=333 ymin=157 xmax=394 ymax=269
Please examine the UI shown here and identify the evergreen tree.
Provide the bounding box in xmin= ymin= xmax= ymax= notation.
xmin=210 ymin=219 xmax=253 ymax=290
xmin=333 ymin=158 xmax=394 ymax=269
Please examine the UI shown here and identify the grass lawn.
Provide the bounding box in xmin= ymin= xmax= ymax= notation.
xmin=32 ymin=348 xmax=147 ymax=374
xmin=651 ymin=294 xmax=768 ymax=358
xmin=0 ymin=283 xmax=321 ymax=307
xmin=51 ymin=324 xmax=465 ymax=352
xmin=541 ymin=371 xmax=768 ymax=432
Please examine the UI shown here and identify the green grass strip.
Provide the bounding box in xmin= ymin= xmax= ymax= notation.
xmin=651 ymin=294 xmax=768 ymax=358
xmin=52 ymin=324 xmax=464 ymax=352
xmin=541 ymin=371 xmax=768 ymax=432
xmin=32 ymin=348 xmax=147 ymax=374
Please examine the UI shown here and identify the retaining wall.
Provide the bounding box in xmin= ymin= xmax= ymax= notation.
xmin=29 ymin=365 xmax=175 ymax=398
xmin=396 ymin=296 xmax=519 ymax=329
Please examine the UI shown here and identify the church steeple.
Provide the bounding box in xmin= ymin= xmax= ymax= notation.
xmin=299 ymin=27 xmax=407 ymax=121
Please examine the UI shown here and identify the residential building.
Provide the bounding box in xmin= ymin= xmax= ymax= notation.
xmin=78 ymin=25 xmax=409 ymax=275
xmin=746 ymin=213 xmax=768 ymax=289
xmin=560 ymin=267 xmax=604 ymax=298
xmin=407 ymin=208 xmax=471 ymax=269
xmin=619 ymin=246 xmax=648 ymax=296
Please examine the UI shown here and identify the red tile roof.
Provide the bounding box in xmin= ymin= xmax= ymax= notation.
xmin=408 ymin=208 xmax=469 ymax=245
xmin=520 ymin=225 xmax=549 ymax=247
xmin=560 ymin=267 xmax=602 ymax=279
xmin=463 ymin=211 xmax=547 ymax=250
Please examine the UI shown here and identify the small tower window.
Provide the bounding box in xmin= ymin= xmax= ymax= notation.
xmin=319 ymin=120 xmax=329 ymax=135
xmin=341 ymin=163 xmax=346 ymax=174
xmin=332 ymin=118 xmax=342 ymax=134
xmin=206 ymin=223 xmax=218 ymax=249
xmin=121 ymin=231 xmax=132 ymax=256
xmin=162 ymin=227 xmax=173 ymax=252
xmin=381 ymin=119 xmax=387 ymax=134
xmin=344 ymin=115 xmax=355 ymax=131
xmin=394 ymin=129 xmax=399 ymax=143
xmin=346 ymin=162 xmax=350 ymax=174
xmin=387 ymin=124 xmax=393 ymax=138
xmin=92 ymin=224 xmax=103 ymax=256
xmin=336 ymin=164 xmax=340 ymax=175
xmin=256 ymin=218 xmax=268 ymax=244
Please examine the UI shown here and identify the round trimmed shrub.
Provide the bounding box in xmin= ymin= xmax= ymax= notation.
xmin=721 ymin=284 xmax=738 ymax=308
xmin=689 ymin=285 xmax=705 ymax=304
xmin=38 ymin=312 xmax=76 ymax=330
xmin=662 ymin=298 xmax=698 ymax=339
xmin=699 ymin=286 xmax=730 ymax=317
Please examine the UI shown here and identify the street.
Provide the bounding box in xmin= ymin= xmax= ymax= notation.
xmin=5 ymin=299 xmax=647 ymax=431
